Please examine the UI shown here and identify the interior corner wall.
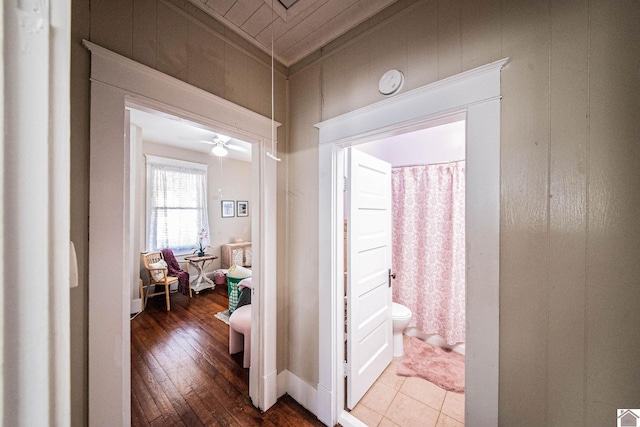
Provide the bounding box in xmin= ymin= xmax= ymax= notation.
xmin=287 ymin=0 xmax=640 ymax=424
xmin=70 ymin=0 xmax=287 ymax=424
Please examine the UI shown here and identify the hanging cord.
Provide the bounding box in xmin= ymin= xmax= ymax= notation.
xmin=266 ymin=0 xmax=281 ymax=162
xmin=218 ymin=155 xmax=224 ymax=199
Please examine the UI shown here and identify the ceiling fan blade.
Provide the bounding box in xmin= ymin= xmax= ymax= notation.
xmin=178 ymin=137 xmax=216 ymax=145
xmin=226 ymin=143 xmax=247 ymax=152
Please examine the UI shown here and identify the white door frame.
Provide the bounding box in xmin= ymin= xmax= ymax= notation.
xmin=84 ymin=41 xmax=279 ymax=425
xmin=316 ymin=59 xmax=508 ymax=427
xmin=2 ymin=1 xmax=71 ymax=424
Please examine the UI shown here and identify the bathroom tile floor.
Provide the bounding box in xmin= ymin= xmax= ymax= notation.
xmin=350 ymin=338 xmax=464 ymax=427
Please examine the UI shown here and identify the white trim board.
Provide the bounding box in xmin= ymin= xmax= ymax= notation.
xmin=84 ymin=40 xmax=280 ymax=424
xmin=315 ymin=58 xmax=508 ymax=427
xmin=277 ymin=370 xmax=318 ymax=416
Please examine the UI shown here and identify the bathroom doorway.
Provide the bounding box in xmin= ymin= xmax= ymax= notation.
xmin=343 ymin=118 xmax=467 ymax=425
xmin=316 ymin=59 xmax=506 ymax=426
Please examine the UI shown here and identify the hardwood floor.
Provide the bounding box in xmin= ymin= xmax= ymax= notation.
xmin=131 ymin=284 xmax=325 ymax=426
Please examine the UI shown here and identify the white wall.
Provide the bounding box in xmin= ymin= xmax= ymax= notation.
xmin=357 ymin=120 xmax=465 ymax=167
xmin=138 ymin=140 xmax=252 ymax=283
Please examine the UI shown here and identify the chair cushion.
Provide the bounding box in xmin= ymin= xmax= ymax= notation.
xmin=229 ymin=304 xmax=251 ymax=334
xmin=149 ymin=260 xmax=167 ymax=281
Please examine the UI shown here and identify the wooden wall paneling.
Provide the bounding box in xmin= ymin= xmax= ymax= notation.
xmin=133 ymin=0 xmax=158 ymax=69
xmin=287 ymin=63 xmax=322 ymax=383
xmin=224 ymin=46 xmax=256 ymax=114
xmin=547 ymin=0 xmax=589 ymax=425
xmin=436 ymin=0 xmax=462 ymax=79
xmin=368 ymin=18 xmax=408 ymax=103
xmin=90 ymin=0 xmax=134 ymax=58
xmin=248 ymin=59 xmax=272 ymax=119
xmin=187 ymin=23 xmax=226 ymax=98
xmin=404 ymin=1 xmax=439 ymax=91
xmin=321 ymin=38 xmax=371 ymax=120
xmin=156 ymin=2 xmax=189 ymax=81
xmin=461 ymin=0 xmax=501 ymax=71
xmin=586 ymin=2 xmax=640 ymax=424
xmin=70 ymin=1 xmax=92 ymax=425
xmin=499 ymin=1 xmax=551 ymax=425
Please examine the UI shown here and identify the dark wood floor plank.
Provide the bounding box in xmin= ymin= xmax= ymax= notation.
xmin=132 ymin=285 xmax=325 ymax=427
xmin=131 ymin=345 xmax=187 ymax=425
xmin=134 ymin=314 xmax=241 ymax=427
xmin=133 ymin=317 xmax=215 ymax=427
xmin=131 ymin=360 xmax=163 ymax=423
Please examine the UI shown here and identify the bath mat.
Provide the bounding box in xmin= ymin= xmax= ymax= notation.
xmin=214 ymin=310 xmax=230 ymax=325
xmin=397 ymin=336 xmax=465 ymax=393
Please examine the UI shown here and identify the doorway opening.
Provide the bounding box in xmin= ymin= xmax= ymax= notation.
xmin=316 ymin=58 xmax=506 ymax=426
xmin=85 ymin=40 xmax=279 ymax=424
xmin=128 ymin=103 xmax=257 ymax=394
xmin=344 ymin=118 xmax=467 ymax=425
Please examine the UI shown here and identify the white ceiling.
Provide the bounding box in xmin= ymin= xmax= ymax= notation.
xmin=188 ymin=0 xmax=399 ymax=66
xmin=128 ymin=108 xmax=253 ymax=162
xmin=357 ymin=120 xmax=466 ymax=167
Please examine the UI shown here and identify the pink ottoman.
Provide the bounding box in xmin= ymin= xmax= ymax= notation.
xmin=228 ymin=304 xmax=251 ymax=368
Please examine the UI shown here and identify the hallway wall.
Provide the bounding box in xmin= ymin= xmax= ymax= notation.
xmin=70 ymin=1 xmax=288 ymax=425
xmin=287 ymin=0 xmax=640 ymax=424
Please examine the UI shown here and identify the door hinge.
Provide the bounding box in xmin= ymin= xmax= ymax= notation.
xmin=343 ymin=361 xmax=348 ymax=377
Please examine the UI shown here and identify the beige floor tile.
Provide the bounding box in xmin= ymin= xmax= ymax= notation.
xmin=436 ymin=413 xmax=464 ymax=427
xmin=399 ymin=377 xmax=447 ymax=411
xmin=385 ymin=392 xmax=440 ymax=427
xmin=351 ymin=404 xmax=383 ymax=427
xmin=441 ymin=392 xmax=465 ymax=423
xmin=378 ymin=363 xmax=406 ymax=391
xmin=378 ymin=417 xmax=401 ymax=427
xmin=360 ymin=381 xmax=398 ymax=415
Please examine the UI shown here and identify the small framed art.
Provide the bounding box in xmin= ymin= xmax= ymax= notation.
xmin=237 ymin=201 xmax=249 ymax=217
xmin=221 ymin=200 xmax=235 ymax=218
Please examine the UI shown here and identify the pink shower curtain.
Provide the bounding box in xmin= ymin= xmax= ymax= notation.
xmin=391 ymin=161 xmax=465 ymax=345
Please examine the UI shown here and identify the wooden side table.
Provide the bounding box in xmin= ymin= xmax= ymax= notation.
xmin=184 ymin=255 xmax=218 ymax=294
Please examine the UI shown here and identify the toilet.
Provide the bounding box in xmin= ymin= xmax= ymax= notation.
xmin=392 ymin=302 xmax=412 ymax=357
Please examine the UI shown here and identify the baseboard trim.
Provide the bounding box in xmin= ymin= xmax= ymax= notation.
xmin=339 ymin=410 xmax=368 ymax=427
xmin=264 ymin=369 xmax=278 ymax=409
xmin=316 ymin=382 xmax=334 ymax=426
xmin=277 ymin=370 xmax=318 ymax=416
xmin=130 ymin=298 xmax=142 ymax=315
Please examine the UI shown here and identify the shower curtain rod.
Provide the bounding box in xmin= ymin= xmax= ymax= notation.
xmin=392 ymin=159 xmax=465 ymax=169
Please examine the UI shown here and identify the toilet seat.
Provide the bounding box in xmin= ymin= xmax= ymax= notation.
xmin=392 ymin=302 xmax=411 ymax=320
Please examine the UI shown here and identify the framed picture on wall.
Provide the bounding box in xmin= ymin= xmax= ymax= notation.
xmin=221 ymin=200 xmax=235 ymax=218
xmin=237 ymin=201 xmax=249 ymax=217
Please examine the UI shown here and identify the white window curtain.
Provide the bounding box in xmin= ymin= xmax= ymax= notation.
xmin=146 ymin=156 xmax=210 ymax=254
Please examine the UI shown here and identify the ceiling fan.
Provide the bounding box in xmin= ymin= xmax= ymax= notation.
xmin=181 ymin=133 xmax=247 ymax=157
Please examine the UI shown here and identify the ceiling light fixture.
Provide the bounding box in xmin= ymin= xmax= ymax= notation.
xmin=211 ymin=145 xmax=228 ymax=157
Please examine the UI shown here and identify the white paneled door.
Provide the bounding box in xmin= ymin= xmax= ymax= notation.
xmin=346 ymin=148 xmax=393 ymax=409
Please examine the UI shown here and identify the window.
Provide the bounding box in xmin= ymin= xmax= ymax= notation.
xmin=146 ymin=156 xmax=209 ymax=254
